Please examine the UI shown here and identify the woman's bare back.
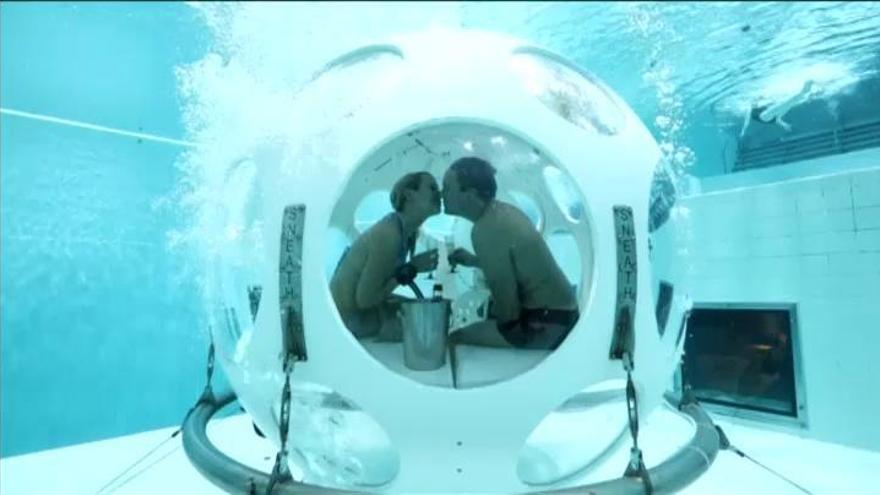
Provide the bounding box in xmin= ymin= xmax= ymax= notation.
xmin=330 ymin=217 xmax=401 ymax=315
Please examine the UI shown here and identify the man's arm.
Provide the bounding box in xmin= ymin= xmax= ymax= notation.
xmin=355 ymin=232 xmax=400 ymax=309
xmin=473 ymin=228 xmax=521 ymax=324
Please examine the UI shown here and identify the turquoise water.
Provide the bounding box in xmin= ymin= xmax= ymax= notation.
xmin=1 ymin=1 xmax=879 ymax=458
xmin=1 ymin=2 xmax=212 ymax=457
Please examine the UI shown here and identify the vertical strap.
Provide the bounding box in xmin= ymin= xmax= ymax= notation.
xmin=279 ymin=204 xmax=308 ymax=361
xmin=609 ymin=205 xmax=638 ymax=363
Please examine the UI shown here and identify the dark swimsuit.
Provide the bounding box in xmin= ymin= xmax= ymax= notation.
xmin=750 ymin=104 xmax=775 ymax=124
xmin=392 ymin=213 xmax=413 ymax=264
xmin=498 ymin=307 xmax=580 ymax=351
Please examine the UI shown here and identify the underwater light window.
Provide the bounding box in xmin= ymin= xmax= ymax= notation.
xmin=680 ymin=304 xmax=806 ymax=425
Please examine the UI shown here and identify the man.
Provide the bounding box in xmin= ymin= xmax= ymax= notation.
xmin=330 ymin=172 xmax=440 ymax=340
xmin=442 ymin=157 xmax=579 ymax=351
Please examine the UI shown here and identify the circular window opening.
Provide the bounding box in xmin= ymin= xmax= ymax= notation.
xmin=259 ymin=382 xmax=400 ymax=488
xmin=327 ymin=122 xmax=592 ymax=389
xmin=517 ymin=379 xmax=629 ymax=486
xmin=307 ymin=45 xmax=405 ymax=123
xmin=509 ymin=49 xmax=626 ymax=136
xmin=314 ymin=45 xmax=403 ymax=79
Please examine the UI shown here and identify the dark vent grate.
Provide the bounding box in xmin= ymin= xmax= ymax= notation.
xmin=735 ymin=120 xmax=880 ymax=171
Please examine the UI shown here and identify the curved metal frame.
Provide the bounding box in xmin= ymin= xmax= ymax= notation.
xmin=182 ymin=391 xmax=358 ymax=494
xmin=182 ymin=390 xmax=720 ymax=494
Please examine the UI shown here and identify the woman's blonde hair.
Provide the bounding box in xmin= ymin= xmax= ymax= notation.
xmin=390 ymin=172 xmax=433 ymax=212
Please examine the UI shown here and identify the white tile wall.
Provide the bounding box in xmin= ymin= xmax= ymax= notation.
xmin=820 ymin=175 xmax=855 ymax=210
xmin=752 ymin=235 xmax=799 ymax=257
xmin=852 ymin=171 xmax=880 ymax=208
xmin=800 ymin=231 xmax=857 ymax=255
xmin=827 ymin=252 xmax=870 ymax=275
xmin=797 ymin=209 xmax=855 ymax=234
xmin=855 ymin=205 xmax=880 ymax=230
xmin=679 ymin=160 xmax=880 ymax=452
xmin=856 ymin=229 xmax=880 ymax=252
xmin=753 ymin=215 xmax=799 ymax=238
xmin=795 ymin=184 xmax=827 ymax=214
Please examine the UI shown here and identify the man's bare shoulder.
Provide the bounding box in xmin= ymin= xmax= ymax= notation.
xmin=489 ymin=201 xmax=539 ymax=240
xmin=500 ymin=201 xmax=536 ymax=227
xmin=473 ymin=202 xmax=523 ymax=249
xmin=471 ymin=207 xmax=498 ymax=244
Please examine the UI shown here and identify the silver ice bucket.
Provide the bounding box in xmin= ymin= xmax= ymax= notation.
xmin=400 ymin=299 xmax=450 ymax=371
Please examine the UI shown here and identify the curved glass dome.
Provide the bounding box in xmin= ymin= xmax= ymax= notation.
xmin=212 ymin=157 xmax=267 ymax=366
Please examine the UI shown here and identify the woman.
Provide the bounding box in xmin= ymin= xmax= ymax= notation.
xmin=330 ymin=171 xmax=441 ymax=340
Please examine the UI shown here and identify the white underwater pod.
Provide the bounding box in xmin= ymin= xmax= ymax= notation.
xmin=205 ymin=28 xmax=693 ymax=492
